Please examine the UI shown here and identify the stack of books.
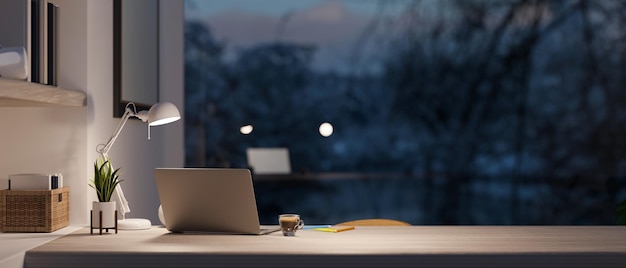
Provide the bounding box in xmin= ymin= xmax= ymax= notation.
xmin=7 ymin=173 xmax=63 ymax=190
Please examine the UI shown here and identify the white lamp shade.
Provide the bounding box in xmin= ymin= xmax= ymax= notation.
xmin=148 ymin=102 xmax=181 ymax=126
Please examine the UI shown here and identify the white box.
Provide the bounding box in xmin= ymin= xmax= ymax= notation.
xmin=8 ymin=173 xmax=63 ymax=190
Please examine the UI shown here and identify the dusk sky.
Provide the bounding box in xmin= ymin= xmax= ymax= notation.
xmin=185 ymin=0 xmax=401 ymax=73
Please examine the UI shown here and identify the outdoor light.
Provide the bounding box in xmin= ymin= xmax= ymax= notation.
xmin=240 ymin=124 xmax=254 ymax=135
xmin=319 ymin=122 xmax=334 ymax=137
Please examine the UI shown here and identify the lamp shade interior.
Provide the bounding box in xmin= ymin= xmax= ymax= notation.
xmin=148 ymin=102 xmax=181 ymax=126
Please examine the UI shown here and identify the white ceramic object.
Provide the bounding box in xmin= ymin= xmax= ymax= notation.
xmin=0 ymin=47 xmax=28 ymax=80
xmin=92 ymin=201 xmax=117 ymax=228
xmin=158 ymin=204 xmax=166 ymax=227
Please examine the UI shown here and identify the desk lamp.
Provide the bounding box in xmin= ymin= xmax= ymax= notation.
xmin=96 ymin=101 xmax=180 ymax=230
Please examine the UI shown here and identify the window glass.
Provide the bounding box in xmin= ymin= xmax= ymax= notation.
xmin=185 ymin=0 xmax=626 ymax=225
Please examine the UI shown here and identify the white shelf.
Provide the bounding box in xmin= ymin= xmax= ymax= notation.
xmin=0 ymin=78 xmax=86 ymax=107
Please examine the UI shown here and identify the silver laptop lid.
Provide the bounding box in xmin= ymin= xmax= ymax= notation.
xmin=154 ymin=168 xmax=262 ymax=234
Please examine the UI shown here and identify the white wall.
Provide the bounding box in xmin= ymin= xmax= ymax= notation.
xmin=0 ymin=0 xmax=184 ymax=226
xmin=159 ymin=0 xmax=185 ymax=169
xmin=0 ymin=0 xmax=89 ymax=226
xmin=84 ymin=0 xmax=184 ymax=225
xmin=0 ymin=107 xmax=87 ymax=225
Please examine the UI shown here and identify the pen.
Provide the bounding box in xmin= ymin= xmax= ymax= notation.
xmin=312 ymin=227 xmax=338 ymax=233
xmin=313 ymin=226 xmax=355 ymax=233
xmin=303 ymin=225 xmax=332 ymax=230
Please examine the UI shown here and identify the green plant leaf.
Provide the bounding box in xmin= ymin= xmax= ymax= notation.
xmin=89 ymin=156 xmax=123 ymax=202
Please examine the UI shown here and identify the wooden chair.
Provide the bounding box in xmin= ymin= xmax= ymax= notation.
xmin=335 ymin=218 xmax=411 ymax=226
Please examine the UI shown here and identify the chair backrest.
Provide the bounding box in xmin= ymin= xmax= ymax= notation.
xmin=335 ymin=218 xmax=411 ymax=226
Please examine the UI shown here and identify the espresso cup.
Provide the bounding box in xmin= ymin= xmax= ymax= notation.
xmin=278 ymin=214 xmax=304 ymax=236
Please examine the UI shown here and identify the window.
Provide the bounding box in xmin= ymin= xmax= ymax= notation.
xmin=185 ymin=0 xmax=626 ymax=225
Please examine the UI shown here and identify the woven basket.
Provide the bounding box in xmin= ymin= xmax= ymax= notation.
xmin=0 ymin=186 xmax=69 ymax=232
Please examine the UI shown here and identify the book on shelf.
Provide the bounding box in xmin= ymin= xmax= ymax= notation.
xmin=8 ymin=173 xmax=63 ymax=190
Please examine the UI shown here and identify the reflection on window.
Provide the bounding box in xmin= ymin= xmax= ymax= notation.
xmin=184 ymin=0 xmax=626 ymax=225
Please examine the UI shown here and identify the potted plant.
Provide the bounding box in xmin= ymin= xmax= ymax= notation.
xmin=89 ymin=156 xmax=122 ymax=231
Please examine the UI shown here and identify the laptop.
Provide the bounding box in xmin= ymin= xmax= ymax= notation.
xmin=246 ymin=148 xmax=291 ymax=174
xmin=154 ymin=168 xmax=280 ymax=235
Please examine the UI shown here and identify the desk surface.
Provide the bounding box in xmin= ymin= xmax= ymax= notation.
xmin=25 ymin=226 xmax=626 ymax=268
xmin=0 ymin=226 xmax=80 ymax=268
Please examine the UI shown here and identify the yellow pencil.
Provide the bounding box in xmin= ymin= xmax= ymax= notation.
xmin=312 ymin=228 xmax=337 ymax=232
xmin=313 ymin=226 xmax=355 ymax=233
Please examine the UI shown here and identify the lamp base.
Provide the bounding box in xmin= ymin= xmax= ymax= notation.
xmin=117 ymin=218 xmax=151 ymax=230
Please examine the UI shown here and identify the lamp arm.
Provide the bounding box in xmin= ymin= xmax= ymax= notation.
xmin=92 ymin=101 xmax=179 ymax=224
xmin=96 ymin=103 xmax=144 ymax=156
xmin=95 ymin=102 xmax=140 ymax=218
xmin=113 ymin=181 xmax=130 ymax=218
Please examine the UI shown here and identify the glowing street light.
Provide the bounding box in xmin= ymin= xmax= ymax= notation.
xmin=240 ymin=124 xmax=254 ymax=135
xmin=319 ymin=122 xmax=334 ymax=137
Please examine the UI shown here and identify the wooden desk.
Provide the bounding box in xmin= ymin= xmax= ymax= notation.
xmin=0 ymin=226 xmax=80 ymax=268
xmin=24 ymin=226 xmax=626 ymax=268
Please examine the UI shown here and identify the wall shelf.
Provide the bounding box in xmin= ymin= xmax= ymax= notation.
xmin=0 ymin=78 xmax=86 ymax=107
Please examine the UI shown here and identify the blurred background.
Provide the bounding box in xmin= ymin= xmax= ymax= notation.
xmin=184 ymin=0 xmax=626 ymax=225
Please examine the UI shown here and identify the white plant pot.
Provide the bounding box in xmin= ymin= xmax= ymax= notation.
xmin=92 ymin=201 xmax=117 ymax=228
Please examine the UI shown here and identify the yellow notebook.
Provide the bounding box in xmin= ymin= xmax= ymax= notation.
xmin=312 ymin=225 xmax=355 ymax=233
